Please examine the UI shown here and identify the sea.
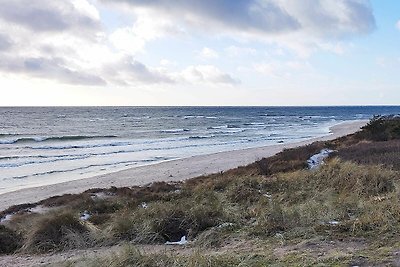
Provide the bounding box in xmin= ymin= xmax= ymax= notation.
xmin=1 ymin=106 xmax=400 ymax=194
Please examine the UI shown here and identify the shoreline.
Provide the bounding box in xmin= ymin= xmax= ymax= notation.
xmin=0 ymin=120 xmax=368 ymax=211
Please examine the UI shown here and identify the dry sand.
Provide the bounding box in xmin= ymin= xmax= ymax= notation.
xmin=0 ymin=120 xmax=368 ymax=211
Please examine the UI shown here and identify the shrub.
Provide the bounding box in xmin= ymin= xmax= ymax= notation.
xmin=23 ymin=212 xmax=90 ymax=253
xmin=0 ymin=225 xmax=22 ymax=254
xmin=355 ymin=115 xmax=400 ymax=141
xmin=109 ymin=192 xmax=226 ymax=243
xmin=336 ymin=140 xmax=400 ymax=171
xmin=255 ymin=142 xmax=325 ymax=175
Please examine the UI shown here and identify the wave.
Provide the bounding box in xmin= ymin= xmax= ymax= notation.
xmin=0 ymin=134 xmax=20 ymax=137
xmin=207 ymin=125 xmax=226 ymax=130
xmin=243 ymin=122 xmax=265 ymax=126
xmin=213 ymin=129 xmax=246 ymax=134
xmin=0 ymin=155 xmax=90 ymax=168
xmin=189 ymin=135 xmax=214 ymax=139
xmin=27 ymin=141 xmax=132 ymax=150
xmin=7 ymin=157 xmax=174 ymax=180
xmin=183 ymin=115 xmax=205 ymax=119
xmin=160 ymin=129 xmax=190 ymax=134
xmin=0 ymin=135 xmax=118 ymax=145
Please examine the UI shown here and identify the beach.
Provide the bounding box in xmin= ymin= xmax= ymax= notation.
xmin=0 ymin=120 xmax=367 ymax=211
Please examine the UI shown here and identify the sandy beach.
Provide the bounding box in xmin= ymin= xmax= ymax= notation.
xmin=0 ymin=120 xmax=367 ymax=211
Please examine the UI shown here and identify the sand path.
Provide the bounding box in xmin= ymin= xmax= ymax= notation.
xmin=0 ymin=120 xmax=367 ymax=211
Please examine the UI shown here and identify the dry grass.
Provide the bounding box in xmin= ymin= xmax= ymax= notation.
xmin=22 ymin=212 xmax=92 ymax=253
xmin=108 ymin=190 xmax=228 ymax=244
xmin=76 ymin=245 xmax=272 ymax=267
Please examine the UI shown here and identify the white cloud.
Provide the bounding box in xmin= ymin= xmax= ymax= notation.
xmin=254 ymin=60 xmax=312 ymax=78
xmin=72 ymin=0 xmax=100 ymax=20
xmin=225 ymin=46 xmax=257 ymax=57
xmin=109 ymin=27 xmax=147 ymax=55
xmin=0 ymin=0 xmax=184 ymax=86
xmin=179 ymin=65 xmax=239 ymax=85
xmin=160 ymin=59 xmax=177 ymax=67
xmin=197 ymin=47 xmax=219 ymax=59
xmin=109 ymin=10 xmax=185 ymax=55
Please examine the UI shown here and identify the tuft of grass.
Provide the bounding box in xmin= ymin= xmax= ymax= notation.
xmin=109 ymin=190 xmax=228 ymax=243
xmin=23 ymin=212 xmax=91 ymax=253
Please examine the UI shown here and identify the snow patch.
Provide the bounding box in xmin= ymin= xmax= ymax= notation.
xmin=307 ymin=149 xmax=335 ymax=169
xmin=165 ymin=236 xmax=188 ymax=245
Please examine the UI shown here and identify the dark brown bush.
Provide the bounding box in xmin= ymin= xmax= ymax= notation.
xmin=255 ymin=142 xmax=325 ymax=175
xmin=336 ymin=139 xmax=400 ymax=171
xmin=0 ymin=225 xmax=22 ymax=254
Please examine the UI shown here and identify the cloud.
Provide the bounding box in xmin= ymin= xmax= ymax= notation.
xmin=0 ymin=0 xmax=179 ymax=86
xmin=0 ymin=0 xmax=100 ymax=34
xmin=105 ymin=0 xmax=375 ymax=38
xmin=197 ymin=47 xmax=219 ymax=59
xmin=103 ymin=0 xmax=375 ymax=58
xmin=109 ymin=10 xmax=184 ymax=54
xmin=179 ymin=65 xmax=240 ymax=85
xmin=0 ymin=0 xmax=108 ymax=85
xmin=103 ymin=56 xmax=175 ymax=85
xmin=107 ymin=0 xmax=300 ymax=35
xmin=225 ymin=46 xmax=257 ymax=57
xmin=396 ymin=20 xmax=400 ymax=30
xmin=0 ymin=55 xmax=106 ymax=85
xmin=0 ymin=34 xmax=12 ymax=51
xmin=253 ymin=60 xmax=312 ymax=78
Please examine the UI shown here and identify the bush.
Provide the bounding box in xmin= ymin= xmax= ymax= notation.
xmin=356 ymin=115 xmax=400 ymax=141
xmin=0 ymin=225 xmax=22 ymax=254
xmin=336 ymin=140 xmax=400 ymax=171
xmin=109 ymin=192 xmax=226 ymax=243
xmin=23 ymin=212 xmax=90 ymax=253
xmin=255 ymin=142 xmax=325 ymax=175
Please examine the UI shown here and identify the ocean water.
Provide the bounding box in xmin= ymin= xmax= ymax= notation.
xmin=1 ymin=106 xmax=399 ymax=193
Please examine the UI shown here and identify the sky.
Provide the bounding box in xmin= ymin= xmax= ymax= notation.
xmin=0 ymin=0 xmax=399 ymax=106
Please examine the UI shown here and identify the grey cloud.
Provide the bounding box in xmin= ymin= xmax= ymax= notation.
xmin=104 ymin=0 xmax=375 ymax=37
xmin=0 ymin=0 xmax=99 ymax=33
xmin=104 ymin=57 xmax=175 ymax=84
xmin=106 ymin=0 xmax=300 ymax=33
xmin=0 ymin=34 xmax=12 ymax=51
xmin=0 ymin=55 xmax=106 ymax=86
xmin=283 ymin=0 xmax=375 ymax=37
xmin=181 ymin=65 xmax=240 ymax=85
xmin=211 ymin=73 xmax=240 ymax=85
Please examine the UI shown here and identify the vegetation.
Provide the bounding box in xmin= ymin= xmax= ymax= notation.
xmin=0 ymin=225 xmax=22 ymax=254
xmin=1 ymin=115 xmax=400 ymax=266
